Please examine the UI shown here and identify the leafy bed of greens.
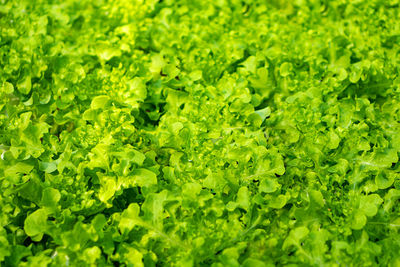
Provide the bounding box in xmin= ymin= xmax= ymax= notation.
xmin=1 ymin=0 xmax=400 ymax=266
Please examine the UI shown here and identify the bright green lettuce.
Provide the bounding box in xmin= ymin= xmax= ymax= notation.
xmin=1 ymin=0 xmax=400 ymax=266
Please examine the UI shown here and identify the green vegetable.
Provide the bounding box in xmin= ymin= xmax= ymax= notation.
xmin=1 ymin=0 xmax=400 ymax=266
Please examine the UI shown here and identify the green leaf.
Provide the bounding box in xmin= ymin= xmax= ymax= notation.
xmin=17 ymin=74 xmax=32 ymax=94
xmin=309 ymin=190 xmax=325 ymax=207
xmin=132 ymin=168 xmax=157 ymax=187
xmin=2 ymin=81 xmax=14 ymax=94
xmin=269 ymin=195 xmax=287 ymax=209
xmin=150 ymin=54 xmax=166 ymax=74
xmin=373 ymin=148 xmax=398 ymax=168
xmin=282 ymin=226 xmax=309 ymax=250
xmin=336 ymin=68 xmax=348 ymax=81
xmin=82 ymin=246 xmax=102 ymax=264
xmin=203 ymin=172 xmax=227 ymax=192
xmin=280 ymin=62 xmax=293 ymax=77
xmin=39 ymin=161 xmax=57 ymax=173
xmin=90 ymin=95 xmax=110 ymax=109
xmin=182 ymin=182 xmax=202 ymax=197
xmin=119 ymin=203 xmax=141 ymax=234
xmin=92 ymin=214 xmax=107 ymax=232
xmin=359 ymin=194 xmax=383 ymax=217
xmin=17 ymin=179 xmax=43 ymax=204
xmin=0 ymin=228 xmax=11 ymax=261
xmin=41 ymin=187 xmax=61 ymax=209
xmin=189 ymin=70 xmax=203 ymax=81
xmin=328 ymin=159 xmax=349 ymax=175
xmin=97 ymin=43 xmax=121 ymax=61
xmin=142 ymin=190 xmax=168 ymax=226
xmin=4 ymin=162 xmax=34 ymax=177
xmin=249 ymin=68 xmax=269 ymax=90
xmin=351 ymin=210 xmax=367 ymax=230
xmin=128 ymin=149 xmax=146 ymax=166
xmin=349 ymin=64 xmax=362 ymax=83
xmin=375 ymin=171 xmax=395 ymax=189
xmin=99 ymin=176 xmax=117 ymax=203
xmin=254 ymin=107 xmax=271 ymax=122
xmin=127 ymin=77 xmax=147 ymax=102
xmin=24 ymin=209 xmax=48 ymax=240
xmin=259 ymin=178 xmax=280 ymax=193
xmin=327 ymin=131 xmax=340 ymax=149
xmin=241 ymin=56 xmax=257 ymax=73
xmin=119 ymin=245 xmax=144 ymax=267
xmin=383 ymin=189 xmax=400 ymax=213
xmin=82 ymin=109 xmax=97 ymax=121
xmin=171 ymin=122 xmax=184 ymax=135
xmin=237 ymin=186 xmax=250 ymax=211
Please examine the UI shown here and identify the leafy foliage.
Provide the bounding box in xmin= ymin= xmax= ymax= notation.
xmin=1 ymin=0 xmax=400 ymax=266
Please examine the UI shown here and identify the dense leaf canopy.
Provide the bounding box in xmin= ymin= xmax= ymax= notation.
xmin=1 ymin=0 xmax=400 ymax=266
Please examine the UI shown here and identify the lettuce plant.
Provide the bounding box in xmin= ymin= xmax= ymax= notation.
xmin=1 ymin=0 xmax=400 ymax=266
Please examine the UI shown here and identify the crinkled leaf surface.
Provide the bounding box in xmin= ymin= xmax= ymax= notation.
xmin=0 ymin=0 xmax=400 ymax=266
